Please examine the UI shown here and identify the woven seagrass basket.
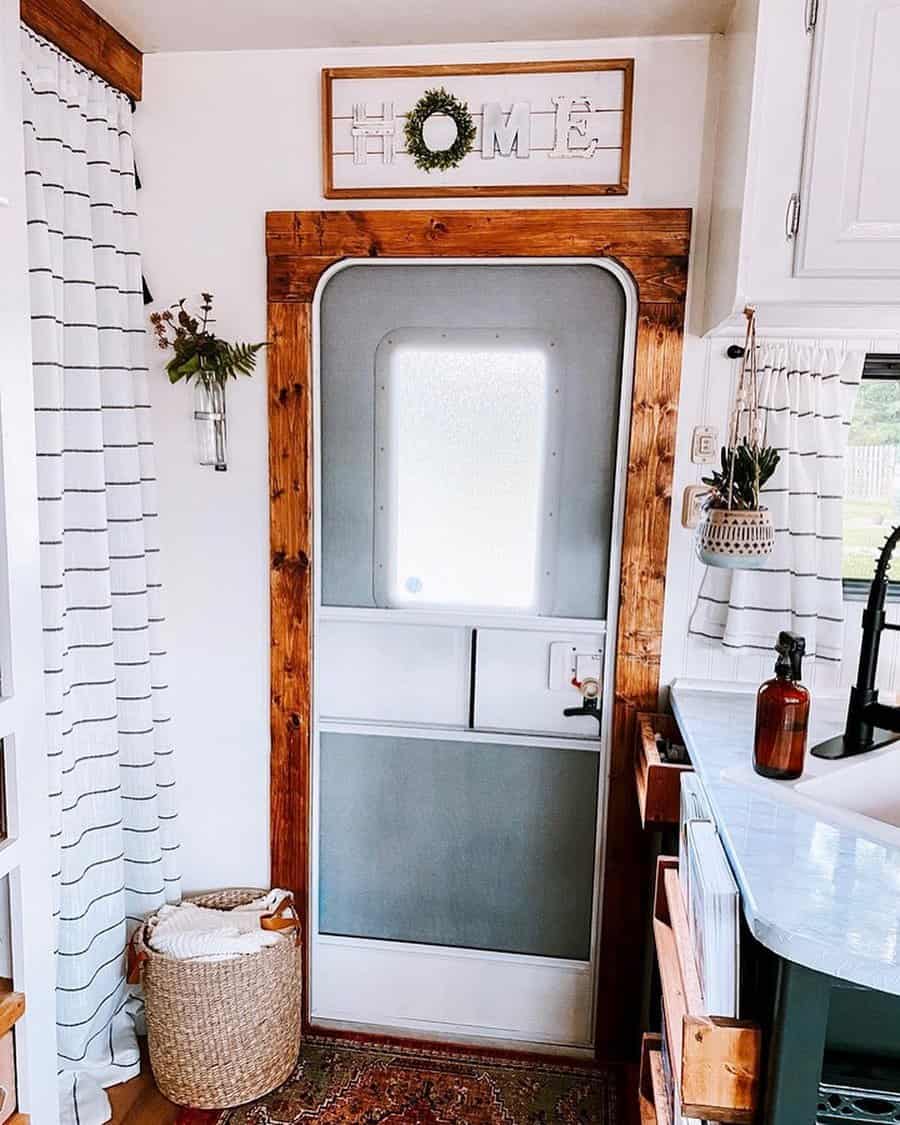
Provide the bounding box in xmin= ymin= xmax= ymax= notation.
xmin=135 ymin=888 xmax=302 ymax=1109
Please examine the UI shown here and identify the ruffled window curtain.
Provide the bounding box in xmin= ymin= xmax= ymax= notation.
xmin=21 ymin=26 xmax=180 ymax=1125
xmin=690 ymin=344 xmax=865 ymax=663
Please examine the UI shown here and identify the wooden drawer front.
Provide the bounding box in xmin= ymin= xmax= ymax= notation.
xmin=0 ymin=1031 xmax=16 ymax=1125
xmin=638 ymin=1033 xmax=671 ymax=1125
xmin=635 ymin=713 xmax=691 ymax=828
xmin=653 ymin=857 xmax=761 ymax=1123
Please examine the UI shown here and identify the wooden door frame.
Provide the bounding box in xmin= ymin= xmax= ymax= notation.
xmin=267 ymin=207 xmax=691 ymax=1062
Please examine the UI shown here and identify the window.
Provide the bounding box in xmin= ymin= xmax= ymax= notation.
xmin=373 ymin=328 xmax=561 ymax=612
xmin=843 ymin=369 xmax=900 ymax=596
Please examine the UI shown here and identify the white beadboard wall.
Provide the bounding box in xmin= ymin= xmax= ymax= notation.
xmin=659 ymin=335 xmax=900 ymax=699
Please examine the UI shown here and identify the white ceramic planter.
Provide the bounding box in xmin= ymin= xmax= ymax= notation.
xmin=696 ymin=507 xmax=775 ymax=569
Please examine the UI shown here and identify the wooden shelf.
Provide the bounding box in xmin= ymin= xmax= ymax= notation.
xmin=635 ymin=713 xmax=691 ymax=828
xmin=638 ymin=1033 xmax=670 ymax=1125
xmin=0 ymin=983 xmax=24 ymax=1039
xmin=653 ymin=857 xmax=761 ymax=1123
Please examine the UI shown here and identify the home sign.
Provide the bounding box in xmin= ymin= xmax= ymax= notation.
xmin=322 ymin=60 xmax=634 ymax=198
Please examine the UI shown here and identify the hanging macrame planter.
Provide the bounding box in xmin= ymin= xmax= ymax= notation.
xmin=696 ymin=307 xmax=780 ymax=569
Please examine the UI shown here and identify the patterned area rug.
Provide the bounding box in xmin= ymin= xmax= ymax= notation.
xmin=199 ymin=1038 xmax=621 ymax=1124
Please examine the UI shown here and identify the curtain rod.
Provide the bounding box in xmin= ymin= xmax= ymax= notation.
xmin=725 ymin=346 xmax=900 ymax=377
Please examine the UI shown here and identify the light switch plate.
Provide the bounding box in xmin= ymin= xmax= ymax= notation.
xmin=682 ymin=485 xmax=710 ymax=529
xmin=548 ymin=642 xmax=603 ymax=691
xmin=575 ymin=650 xmax=602 ymax=686
xmin=691 ymin=425 xmax=718 ymax=464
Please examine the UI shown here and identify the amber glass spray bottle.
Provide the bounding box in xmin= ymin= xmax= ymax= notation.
xmin=754 ymin=631 xmax=810 ymax=780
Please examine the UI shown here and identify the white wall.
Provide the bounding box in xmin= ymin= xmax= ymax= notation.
xmin=137 ymin=34 xmax=717 ymax=892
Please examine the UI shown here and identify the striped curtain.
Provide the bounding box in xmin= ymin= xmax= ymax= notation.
xmin=21 ymin=26 xmax=180 ymax=1125
xmin=689 ymin=344 xmax=865 ymax=663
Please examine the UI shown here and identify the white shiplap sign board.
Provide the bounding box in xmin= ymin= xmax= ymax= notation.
xmin=322 ymin=61 xmax=633 ymax=198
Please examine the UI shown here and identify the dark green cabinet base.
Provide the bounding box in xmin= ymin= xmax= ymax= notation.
xmin=750 ymin=951 xmax=900 ymax=1124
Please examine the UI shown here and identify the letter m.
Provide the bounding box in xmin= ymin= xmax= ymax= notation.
xmin=481 ymin=102 xmax=531 ymax=159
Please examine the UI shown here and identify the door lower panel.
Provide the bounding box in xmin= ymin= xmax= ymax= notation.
xmin=312 ymin=935 xmax=595 ymax=1047
xmin=318 ymin=731 xmax=599 ymax=960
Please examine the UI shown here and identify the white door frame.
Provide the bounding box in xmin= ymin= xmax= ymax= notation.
xmin=308 ymin=257 xmax=638 ymax=1054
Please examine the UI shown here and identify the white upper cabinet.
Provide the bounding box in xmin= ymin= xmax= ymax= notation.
xmin=796 ymin=0 xmax=900 ymax=278
xmin=704 ymin=0 xmax=900 ymax=334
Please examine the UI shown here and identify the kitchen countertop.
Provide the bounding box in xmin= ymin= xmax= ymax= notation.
xmin=670 ymin=679 xmax=900 ymax=995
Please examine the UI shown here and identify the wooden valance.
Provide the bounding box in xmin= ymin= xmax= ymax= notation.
xmin=21 ymin=0 xmax=142 ymax=101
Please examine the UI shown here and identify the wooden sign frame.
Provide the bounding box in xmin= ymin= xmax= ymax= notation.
xmin=322 ymin=60 xmax=634 ymax=199
xmin=267 ymin=206 xmax=691 ymax=1063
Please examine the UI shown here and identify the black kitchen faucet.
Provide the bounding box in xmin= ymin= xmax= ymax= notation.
xmin=813 ymin=524 xmax=900 ymax=759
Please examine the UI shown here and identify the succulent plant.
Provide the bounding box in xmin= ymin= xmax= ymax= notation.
xmin=702 ymin=440 xmax=780 ymax=510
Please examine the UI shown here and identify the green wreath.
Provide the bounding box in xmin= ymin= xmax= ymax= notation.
xmin=404 ymin=88 xmax=476 ymax=172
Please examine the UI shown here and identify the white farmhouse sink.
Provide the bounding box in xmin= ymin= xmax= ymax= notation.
xmin=797 ymin=743 xmax=900 ymax=828
xmin=725 ymin=737 xmax=900 ymax=850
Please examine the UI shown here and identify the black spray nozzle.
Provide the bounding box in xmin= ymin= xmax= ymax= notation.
xmin=775 ymin=631 xmax=806 ymax=680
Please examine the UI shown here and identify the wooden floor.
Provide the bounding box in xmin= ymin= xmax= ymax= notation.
xmin=108 ymin=1041 xmax=180 ymax=1125
xmin=108 ymin=1064 xmax=179 ymax=1124
xmin=107 ymin=1043 xmax=219 ymax=1124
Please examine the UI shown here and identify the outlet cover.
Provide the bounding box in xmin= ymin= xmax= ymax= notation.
xmin=691 ymin=425 xmax=718 ymax=464
xmin=682 ymin=485 xmax=710 ymax=529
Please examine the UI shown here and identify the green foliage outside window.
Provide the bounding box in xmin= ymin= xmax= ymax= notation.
xmin=843 ymin=378 xmax=900 ymax=583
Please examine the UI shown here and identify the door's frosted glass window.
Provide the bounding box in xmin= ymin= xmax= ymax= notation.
xmin=374 ymin=329 xmax=559 ymax=612
xmin=319 ymin=263 xmax=627 ymax=618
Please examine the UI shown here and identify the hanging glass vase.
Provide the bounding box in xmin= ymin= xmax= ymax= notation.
xmin=193 ymin=373 xmax=227 ymax=471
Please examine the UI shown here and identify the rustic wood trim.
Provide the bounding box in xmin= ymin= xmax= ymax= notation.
xmin=268 ymin=208 xmax=690 ymax=1061
xmin=21 ymin=0 xmax=142 ymax=100
xmin=268 ymin=303 xmax=312 ymax=916
xmin=322 ymin=60 xmax=633 ymax=200
xmin=266 ymin=208 xmax=690 ymax=263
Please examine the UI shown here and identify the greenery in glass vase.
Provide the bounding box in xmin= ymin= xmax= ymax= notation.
xmin=702 ymin=440 xmax=780 ymax=510
xmin=150 ymin=293 xmax=265 ymax=386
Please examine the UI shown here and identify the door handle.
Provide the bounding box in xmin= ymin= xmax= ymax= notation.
xmin=563 ymin=695 xmax=602 ymax=731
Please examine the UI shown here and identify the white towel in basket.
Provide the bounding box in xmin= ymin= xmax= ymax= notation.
xmin=148 ymin=889 xmax=293 ymax=962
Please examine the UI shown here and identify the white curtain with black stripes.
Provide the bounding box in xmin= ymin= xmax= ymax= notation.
xmin=690 ymin=343 xmax=865 ymax=664
xmin=21 ymin=27 xmax=180 ymax=1125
